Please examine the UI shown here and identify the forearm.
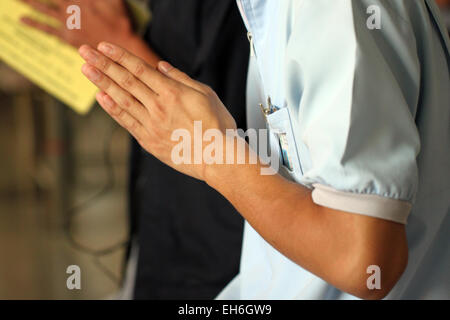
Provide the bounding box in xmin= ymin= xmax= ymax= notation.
xmin=206 ymin=141 xmax=408 ymax=299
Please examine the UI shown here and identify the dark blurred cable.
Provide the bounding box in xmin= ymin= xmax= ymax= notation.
xmin=63 ymin=118 xmax=130 ymax=286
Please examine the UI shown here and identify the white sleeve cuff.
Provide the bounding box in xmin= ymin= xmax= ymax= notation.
xmin=311 ymin=184 xmax=412 ymax=224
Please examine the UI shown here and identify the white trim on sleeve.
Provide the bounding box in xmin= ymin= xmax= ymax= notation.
xmin=311 ymin=184 xmax=411 ymax=224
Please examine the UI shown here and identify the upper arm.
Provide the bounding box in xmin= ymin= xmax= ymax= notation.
xmin=286 ymin=0 xmax=421 ymax=223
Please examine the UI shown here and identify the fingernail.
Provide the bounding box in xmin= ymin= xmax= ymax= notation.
xmin=83 ymin=65 xmax=101 ymax=81
xmin=159 ymin=61 xmax=173 ymax=73
xmin=99 ymin=43 xmax=114 ymax=56
xmin=82 ymin=49 xmax=98 ymax=64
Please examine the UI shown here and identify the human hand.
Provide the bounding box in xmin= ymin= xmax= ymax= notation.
xmin=79 ymin=42 xmax=238 ymax=182
xmin=20 ymin=0 xmax=133 ymax=49
xmin=436 ymin=0 xmax=450 ymax=8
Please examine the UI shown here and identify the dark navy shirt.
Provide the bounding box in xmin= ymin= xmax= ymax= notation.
xmin=128 ymin=0 xmax=249 ymax=299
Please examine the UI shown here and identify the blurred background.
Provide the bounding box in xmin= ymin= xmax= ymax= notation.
xmin=0 ymin=65 xmax=130 ymax=299
xmin=0 ymin=0 xmax=449 ymax=300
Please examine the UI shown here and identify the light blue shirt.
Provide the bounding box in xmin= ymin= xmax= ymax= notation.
xmin=217 ymin=0 xmax=450 ymax=299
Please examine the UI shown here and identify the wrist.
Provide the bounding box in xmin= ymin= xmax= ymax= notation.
xmin=203 ymin=134 xmax=239 ymax=189
xmin=203 ymin=135 xmax=261 ymax=191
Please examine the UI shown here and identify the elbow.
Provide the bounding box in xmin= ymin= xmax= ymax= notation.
xmin=357 ymin=261 xmax=407 ymax=300
xmin=357 ymin=265 xmax=406 ymax=300
xmin=345 ymin=242 xmax=409 ymax=300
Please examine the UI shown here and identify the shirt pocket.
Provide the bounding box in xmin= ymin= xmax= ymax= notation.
xmin=265 ymin=107 xmax=303 ymax=182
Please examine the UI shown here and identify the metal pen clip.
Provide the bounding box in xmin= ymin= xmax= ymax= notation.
xmin=260 ymin=96 xmax=279 ymax=118
xmin=267 ymin=97 xmax=275 ymax=113
xmin=259 ymin=102 xmax=271 ymax=117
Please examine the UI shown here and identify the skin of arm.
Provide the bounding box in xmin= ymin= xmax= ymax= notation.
xmin=207 ymin=152 xmax=408 ymax=300
xmin=78 ymin=42 xmax=409 ymax=300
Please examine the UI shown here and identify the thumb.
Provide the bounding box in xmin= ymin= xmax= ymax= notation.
xmin=158 ymin=61 xmax=206 ymax=93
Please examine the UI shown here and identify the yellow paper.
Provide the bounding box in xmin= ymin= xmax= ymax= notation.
xmin=0 ymin=0 xmax=97 ymax=114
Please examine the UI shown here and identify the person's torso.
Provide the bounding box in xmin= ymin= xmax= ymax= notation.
xmin=220 ymin=0 xmax=450 ymax=300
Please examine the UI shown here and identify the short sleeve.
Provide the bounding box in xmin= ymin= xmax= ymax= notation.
xmin=286 ymin=0 xmax=421 ymax=224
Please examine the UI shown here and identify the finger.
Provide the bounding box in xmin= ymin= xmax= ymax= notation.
xmin=20 ymin=0 xmax=64 ymax=21
xmin=97 ymin=42 xmax=174 ymax=95
xmin=80 ymin=45 xmax=157 ymax=102
xmin=79 ymin=45 xmax=157 ymax=106
xmin=96 ymin=91 xmax=150 ymax=144
xmin=82 ymin=64 xmax=151 ymax=123
xmin=158 ymin=61 xmax=207 ymax=93
xmin=20 ymin=17 xmax=61 ymax=38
